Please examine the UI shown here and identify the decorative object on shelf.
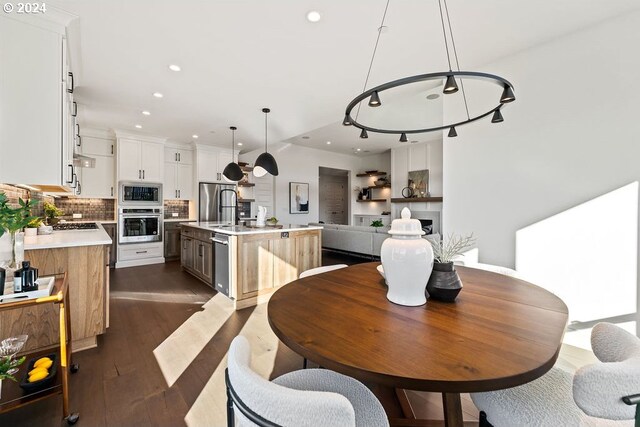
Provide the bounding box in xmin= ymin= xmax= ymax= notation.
xmin=37 ymin=225 xmax=53 ymax=235
xmin=256 ymin=206 xmax=267 ymax=227
xmin=343 ymin=0 xmax=516 ymax=140
xmin=354 ymin=186 xmax=363 ymax=200
xmin=253 ymin=108 xmax=279 ymax=177
xmin=401 ymin=186 xmax=414 ymax=198
xmin=0 ymin=335 xmax=28 ymax=392
xmin=408 ymin=169 xmax=429 ymax=198
xmin=380 ymin=207 xmax=434 ymax=306
xmin=19 ymin=353 xmax=58 ymax=393
xmin=266 ymin=216 xmax=278 ymax=226
xmin=222 ymin=126 xmax=244 ymax=182
xmin=370 ymin=219 xmax=384 ymax=228
xmin=289 ymin=182 xmax=309 ymax=214
xmin=43 ymin=201 xmax=63 ymax=226
xmin=374 ymin=177 xmax=388 ymax=186
xmin=426 ymin=233 xmax=476 ymax=302
xmin=0 ymin=193 xmax=38 ymax=270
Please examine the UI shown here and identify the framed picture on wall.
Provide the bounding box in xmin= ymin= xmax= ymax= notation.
xmin=408 ymin=169 xmax=430 ymax=198
xmin=289 ymin=182 xmax=309 ymax=214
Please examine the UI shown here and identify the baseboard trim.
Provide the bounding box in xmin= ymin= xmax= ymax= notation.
xmin=322 ymin=247 xmax=380 ymax=261
xmin=116 ymin=257 xmax=166 ymax=268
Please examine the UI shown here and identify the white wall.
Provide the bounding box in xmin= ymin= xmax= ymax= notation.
xmin=443 ymin=11 xmax=640 ymax=339
xmin=240 ymin=144 xmax=390 ymax=225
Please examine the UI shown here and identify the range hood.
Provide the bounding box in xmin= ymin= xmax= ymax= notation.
xmin=73 ymin=153 xmax=96 ymax=168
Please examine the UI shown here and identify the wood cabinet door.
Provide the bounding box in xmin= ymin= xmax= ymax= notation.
xmin=141 ymin=142 xmax=164 ymax=181
xmin=181 ymin=237 xmax=194 ymax=270
xmin=296 ymin=231 xmax=321 ymax=274
xmin=118 ymin=138 xmax=142 ymax=181
xmin=200 ymin=242 xmax=213 ymax=283
xmin=238 ymin=236 xmax=273 ymax=296
xmin=81 ymin=155 xmax=115 ymax=198
xmin=177 ymin=163 xmax=193 ymax=200
xmin=165 ymin=230 xmax=181 ymax=259
xmin=271 ymin=237 xmax=298 ymax=287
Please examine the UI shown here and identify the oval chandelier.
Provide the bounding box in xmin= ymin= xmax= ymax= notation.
xmin=343 ymin=0 xmax=516 ymax=140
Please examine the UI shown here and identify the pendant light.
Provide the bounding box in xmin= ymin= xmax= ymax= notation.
xmin=222 ymin=126 xmax=244 ymax=182
xmin=253 ymin=108 xmax=279 ymax=177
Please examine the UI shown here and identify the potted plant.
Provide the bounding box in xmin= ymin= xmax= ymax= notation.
xmin=43 ymin=202 xmax=64 ymax=226
xmin=25 ymin=217 xmax=43 ymax=237
xmin=0 ymin=193 xmax=39 ymax=269
xmin=266 ymin=216 xmax=278 ymax=226
xmin=426 ymin=233 xmax=475 ymax=302
xmin=370 ymin=219 xmax=384 ymax=228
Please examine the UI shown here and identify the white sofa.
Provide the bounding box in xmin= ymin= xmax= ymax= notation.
xmin=310 ymin=223 xmax=389 ymax=258
xmin=311 ymin=223 xmax=440 ymax=258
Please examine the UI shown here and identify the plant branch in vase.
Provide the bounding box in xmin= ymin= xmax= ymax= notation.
xmin=427 ymin=233 xmax=476 ymax=302
xmin=0 ymin=193 xmax=39 ymax=269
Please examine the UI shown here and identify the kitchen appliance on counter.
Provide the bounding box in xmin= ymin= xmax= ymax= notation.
xmin=118 ymin=208 xmax=162 ymax=244
xmin=120 ymin=181 xmax=162 ymax=205
xmin=199 ymin=182 xmax=238 ymax=224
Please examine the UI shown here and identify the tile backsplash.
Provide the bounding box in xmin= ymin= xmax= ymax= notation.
xmin=54 ymin=198 xmax=116 ymax=221
xmin=164 ymin=200 xmax=189 ymax=219
xmin=0 ymin=184 xmax=54 ymax=218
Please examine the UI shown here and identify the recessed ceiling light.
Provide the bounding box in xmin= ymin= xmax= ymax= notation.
xmin=356 ymin=148 xmax=361 ymax=152
xmin=153 ymin=92 xmax=163 ymax=98
xmin=168 ymin=64 xmax=181 ymax=72
xmin=306 ymin=11 xmax=321 ymax=23
xmin=135 ymin=124 xmax=142 ymax=129
xmin=237 ymin=142 xmax=243 ymax=146
xmin=192 ymin=134 xmax=198 ymax=139
xmin=142 ymin=110 xmax=151 ymax=116
xmin=326 ymin=141 xmax=331 ymax=145
xmin=426 ymin=93 xmax=440 ymax=100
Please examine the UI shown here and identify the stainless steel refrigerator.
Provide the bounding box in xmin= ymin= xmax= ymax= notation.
xmin=199 ymin=182 xmax=238 ymax=223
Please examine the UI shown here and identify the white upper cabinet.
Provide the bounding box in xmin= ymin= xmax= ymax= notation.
xmin=196 ymin=146 xmax=235 ymax=183
xmin=77 ymin=130 xmax=116 ymax=198
xmin=164 ymin=145 xmax=194 ymax=200
xmin=116 ymin=134 xmax=165 ymax=182
xmin=0 ymin=15 xmax=72 ymax=186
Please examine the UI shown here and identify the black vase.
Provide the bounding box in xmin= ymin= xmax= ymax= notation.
xmin=426 ymin=261 xmax=462 ymax=302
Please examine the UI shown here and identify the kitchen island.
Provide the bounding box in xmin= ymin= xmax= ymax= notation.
xmin=181 ymin=222 xmax=322 ymax=309
xmin=0 ymin=224 xmax=112 ymax=352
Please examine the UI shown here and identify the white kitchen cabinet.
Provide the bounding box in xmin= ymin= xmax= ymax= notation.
xmin=164 ymin=161 xmax=194 ymax=200
xmin=0 ymin=15 xmax=71 ymax=186
xmin=196 ymin=146 xmax=235 ymax=183
xmin=177 ymin=164 xmax=193 ymax=200
xmin=116 ymin=135 xmax=165 ymax=182
xmin=164 ymin=147 xmax=193 ymax=165
xmin=79 ymin=156 xmax=115 ymax=198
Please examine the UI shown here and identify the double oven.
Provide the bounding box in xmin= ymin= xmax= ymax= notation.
xmin=118 ymin=182 xmax=163 ymax=244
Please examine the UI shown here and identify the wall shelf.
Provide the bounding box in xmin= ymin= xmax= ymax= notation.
xmin=366 ymin=184 xmax=390 ymax=189
xmin=390 ymin=197 xmax=443 ymax=203
xmin=238 ymin=183 xmax=255 ymax=187
xmin=356 ymin=171 xmax=388 ymax=177
xmin=357 ymin=199 xmax=387 ymax=203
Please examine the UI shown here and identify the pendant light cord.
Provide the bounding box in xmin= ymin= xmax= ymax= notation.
xmin=442 ymin=0 xmax=470 ymax=120
xmin=231 ymin=128 xmax=235 ymax=158
xmin=355 ymin=0 xmax=390 ymax=121
xmin=264 ymin=111 xmax=268 ymax=151
xmin=437 ymin=0 xmax=453 ymax=72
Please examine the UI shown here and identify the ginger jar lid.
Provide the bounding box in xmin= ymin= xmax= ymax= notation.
xmin=388 ymin=208 xmax=425 ymax=236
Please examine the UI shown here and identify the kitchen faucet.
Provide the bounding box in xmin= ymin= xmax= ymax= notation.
xmin=219 ymin=188 xmax=239 ymax=225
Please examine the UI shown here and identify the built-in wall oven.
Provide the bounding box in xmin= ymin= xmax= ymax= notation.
xmin=120 ymin=182 xmax=162 ymax=205
xmin=118 ymin=208 xmax=163 ymax=244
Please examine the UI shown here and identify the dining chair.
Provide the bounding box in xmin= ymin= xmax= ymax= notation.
xmin=299 ymin=264 xmax=348 ymax=279
xmin=471 ymin=323 xmax=640 ymax=427
xmin=226 ymin=335 xmax=389 ymax=427
xmin=298 ymin=264 xmax=348 ymax=368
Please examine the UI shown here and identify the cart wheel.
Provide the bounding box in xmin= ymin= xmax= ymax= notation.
xmin=66 ymin=413 xmax=80 ymax=425
xmin=70 ymin=363 xmax=79 ymax=373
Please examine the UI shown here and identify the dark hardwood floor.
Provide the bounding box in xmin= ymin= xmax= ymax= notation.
xmin=0 ymin=251 xmax=365 ymax=427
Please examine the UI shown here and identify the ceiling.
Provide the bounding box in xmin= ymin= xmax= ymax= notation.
xmin=51 ymin=0 xmax=640 ymax=155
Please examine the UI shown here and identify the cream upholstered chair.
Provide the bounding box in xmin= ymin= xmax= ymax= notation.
xmin=226 ymin=336 xmax=389 ymax=427
xmin=471 ymin=323 xmax=640 ymax=427
xmin=299 ymin=264 xmax=348 ymax=279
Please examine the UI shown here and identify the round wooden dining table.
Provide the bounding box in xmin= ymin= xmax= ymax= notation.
xmin=267 ymin=262 xmax=569 ymax=427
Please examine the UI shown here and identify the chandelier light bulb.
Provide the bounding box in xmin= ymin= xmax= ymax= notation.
xmin=491 ymin=109 xmax=504 ymax=123
xmin=360 ymin=129 xmax=369 ymax=139
xmin=368 ymin=91 xmax=382 ymax=107
xmin=448 ymin=126 xmax=458 ymax=138
xmin=343 ymin=115 xmax=352 ymax=126
xmin=500 ymin=85 xmax=516 ymax=103
xmin=399 ymin=133 xmax=408 ymax=142
xmin=443 ymin=75 xmax=459 ymax=94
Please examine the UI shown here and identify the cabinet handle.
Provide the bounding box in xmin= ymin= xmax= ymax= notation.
xmin=76 ymin=135 xmax=82 ymax=147
xmin=138 ymin=170 xmax=141 ymax=179
xmin=67 ymin=72 xmax=74 ymax=93
xmin=111 ymin=145 xmax=114 ymax=155
xmin=111 ymin=187 xmax=114 ymax=197
xmin=175 ymin=190 xmax=178 ymax=198
xmin=136 ymin=250 xmax=148 ymax=254
xmin=178 ymin=153 xmax=181 ymax=162
xmin=175 ymin=152 xmax=178 ymax=162
xmin=178 ymin=189 xmax=180 ymax=198
xmin=76 ymin=181 xmax=82 ymax=195
xmin=199 ymin=244 xmax=203 ymax=257
xmin=66 ymin=164 xmax=74 ymax=183
xmin=143 ymin=170 xmax=145 ymax=179
xmin=71 ymin=101 xmax=77 ymax=117
xmin=70 ymin=172 xmax=77 ymax=189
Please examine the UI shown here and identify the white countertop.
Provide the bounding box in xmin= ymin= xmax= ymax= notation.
xmin=164 ymin=218 xmax=196 ymax=223
xmin=182 ymin=221 xmax=323 ymax=235
xmin=24 ymin=223 xmax=113 ymax=250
